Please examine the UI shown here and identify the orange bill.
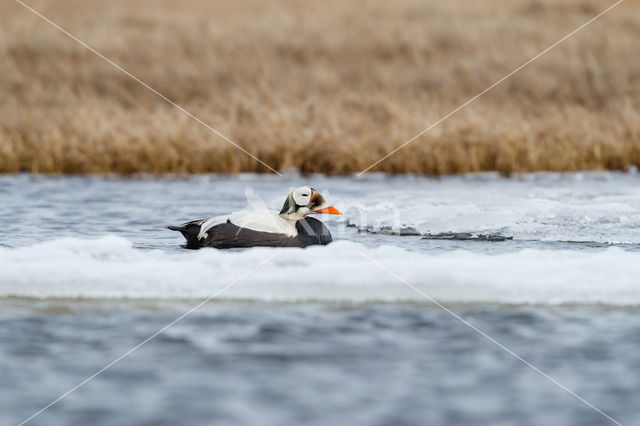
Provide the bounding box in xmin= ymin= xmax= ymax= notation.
xmin=314 ymin=206 xmax=342 ymax=215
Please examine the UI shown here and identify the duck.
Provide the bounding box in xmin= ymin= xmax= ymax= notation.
xmin=168 ymin=186 xmax=341 ymax=248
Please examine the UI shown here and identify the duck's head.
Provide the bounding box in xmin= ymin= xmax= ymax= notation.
xmin=279 ymin=186 xmax=341 ymax=220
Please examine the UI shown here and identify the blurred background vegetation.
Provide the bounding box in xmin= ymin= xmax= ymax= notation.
xmin=1 ymin=0 xmax=639 ymax=175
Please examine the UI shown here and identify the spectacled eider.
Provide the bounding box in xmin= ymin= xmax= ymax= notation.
xmin=168 ymin=186 xmax=341 ymax=248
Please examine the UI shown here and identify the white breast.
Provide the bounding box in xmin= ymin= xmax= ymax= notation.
xmin=197 ymin=210 xmax=298 ymax=240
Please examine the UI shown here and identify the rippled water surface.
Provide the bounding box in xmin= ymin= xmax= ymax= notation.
xmin=1 ymin=172 xmax=640 ymax=425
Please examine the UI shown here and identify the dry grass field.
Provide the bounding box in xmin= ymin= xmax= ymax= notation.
xmin=1 ymin=0 xmax=639 ymax=175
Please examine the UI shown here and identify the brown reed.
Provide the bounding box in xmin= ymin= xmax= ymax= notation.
xmin=1 ymin=0 xmax=639 ymax=175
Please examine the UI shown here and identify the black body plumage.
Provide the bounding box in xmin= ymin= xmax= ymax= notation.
xmin=168 ymin=217 xmax=332 ymax=249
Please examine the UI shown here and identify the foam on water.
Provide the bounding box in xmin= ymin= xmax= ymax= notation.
xmin=2 ymin=236 xmax=639 ymax=305
xmin=338 ymin=173 xmax=640 ymax=244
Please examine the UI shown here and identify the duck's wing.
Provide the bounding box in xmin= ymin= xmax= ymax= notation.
xmin=201 ymin=221 xmax=299 ymax=248
xmin=203 ymin=216 xmax=331 ymax=249
xmin=227 ymin=210 xmax=297 ymax=237
xmin=169 ymin=210 xmax=297 ymax=245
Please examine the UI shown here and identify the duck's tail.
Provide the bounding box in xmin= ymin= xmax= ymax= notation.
xmin=167 ymin=220 xmax=205 ymax=247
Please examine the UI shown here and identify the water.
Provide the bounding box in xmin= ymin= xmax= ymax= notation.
xmin=1 ymin=172 xmax=640 ymax=425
